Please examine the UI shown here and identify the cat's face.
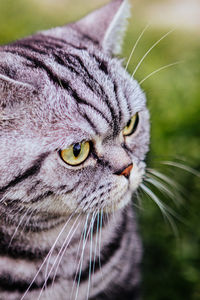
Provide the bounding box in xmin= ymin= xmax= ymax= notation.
xmin=0 ymin=0 xmax=150 ymax=216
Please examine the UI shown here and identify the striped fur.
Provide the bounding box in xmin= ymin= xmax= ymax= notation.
xmin=0 ymin=0 xmax=150 ymax=299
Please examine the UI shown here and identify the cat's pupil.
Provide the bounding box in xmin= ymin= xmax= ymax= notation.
xmin=73 ymin=143 xmax=81 ymax=157
xmin=126 ymin=119 xmax=131 ymax=127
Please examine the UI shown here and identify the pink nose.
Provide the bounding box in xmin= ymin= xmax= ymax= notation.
xmin=120 ymin=164 xmax=133 ymax=179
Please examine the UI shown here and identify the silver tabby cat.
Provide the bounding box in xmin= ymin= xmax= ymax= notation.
xmin=0 ymin=0 xmax=150 ymax=299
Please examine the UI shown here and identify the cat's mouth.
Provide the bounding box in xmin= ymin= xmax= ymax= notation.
xmin=94 ymin=164 xmax=145 ymax=212
xmin=107 ymin=162 xmax=145 ymax=211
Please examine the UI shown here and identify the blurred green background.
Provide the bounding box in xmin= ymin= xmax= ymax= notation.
xmin=0 ymin=0 xmax=199 ymax=299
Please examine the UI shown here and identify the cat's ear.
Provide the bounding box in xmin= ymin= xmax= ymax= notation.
xmin=0 ymin=73 xmax=37 ymax=107
xmin=74 ymin=0 xmax=130 ymax=55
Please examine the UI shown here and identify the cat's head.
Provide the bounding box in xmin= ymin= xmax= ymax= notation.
xmin=0 ymin=0 xmax=150 ymax=217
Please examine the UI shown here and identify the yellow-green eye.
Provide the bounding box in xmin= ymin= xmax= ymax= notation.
xmin=60 ymin=141 xmax=90 ymax=166
xmin=122 ymin=113 xmax=139 ymax=136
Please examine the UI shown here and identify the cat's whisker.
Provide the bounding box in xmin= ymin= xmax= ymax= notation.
xmin=6 ymin=202 xmax=24 ymax=218
xmin=86 ymin=211 xmax=96 ymax=300
xmin=132 ymin=191 xmax=144 ymax=210
xmin=112 ymin=200 xmax=116 ymax=221
xmin=140 ymin=184 xmax=165 ymax=214
xmin=140 ymin=183 xmax=181 ymax=219
xmin=140 ymin=183 xmax=180 ymax=236
xmin=9 ymin=202 xmax=43 ymax=247
xmin=147 ymin=168 xmax=183 ymax=192
xmin=50 ymin=221 xmax=81 ymax=290
xmin=74 ymin=212 xmax=91 ymax=300
xmin=139 ymin=61 xmax=182 ymax=85
xmin=44 ymin=212 xmax=81 ymax=286
xmin=162 ymin=161 xmax=200 ymax=177
xmin=125 ymin=24 xmax=150 ymax=71
xmin=134 ymin=190 xmax=140 ymax=209
xmin=21 ymin=209 xmax=79 ymax=300
xmin=92 ymin=209 xmax=100 ymax=283
xmin=38 ymin=213 xmax=81 ymax=300
xmin=145 ymin=176 xmax=179 ymax=204
xmin=132 ymin=29 xmax=174 ymax=77
xmin=105 ymin=205 xmax=110 ymax=225
xmin=146 ymin=168 xmax=185 ymax=205
xmin=20 ymin=203 xmax=43 ymax=235
xmin=70 ymin=216 xmax=87 ymax=300
xmin=102 ymin=207 xmax=107 ymax=225
xmin=50 ymin=213 xmax=82 ymax=289
xmin=8 ymin=207 xmax=32 ymax=247
xmin=98 ymin=207 xmax=104 ymax=282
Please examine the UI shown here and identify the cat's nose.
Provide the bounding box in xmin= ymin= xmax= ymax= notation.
xmin=116 ymin=164 xmax=133 ymax=179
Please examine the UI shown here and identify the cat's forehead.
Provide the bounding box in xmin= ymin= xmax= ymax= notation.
xmin=38 ymin=47 xmax=146 ymax=142
xmin=0 ymin=36 xmax=146 ymax=146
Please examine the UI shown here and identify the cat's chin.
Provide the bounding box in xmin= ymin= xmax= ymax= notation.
xmin=104 ymin=189 xmax=132 ymax=212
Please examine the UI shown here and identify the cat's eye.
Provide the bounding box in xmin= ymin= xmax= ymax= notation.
xmin=60 ymin=141 xmax=90 ymax=166
xmin=122 ymin=113 xmax=139 ymax=136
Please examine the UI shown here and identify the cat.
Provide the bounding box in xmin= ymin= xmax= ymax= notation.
xmin=0 ymin=0 xmax=150 ymax=299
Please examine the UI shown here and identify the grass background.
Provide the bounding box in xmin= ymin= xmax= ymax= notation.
xmin=0 ymin=0 xmax=199 ymax=299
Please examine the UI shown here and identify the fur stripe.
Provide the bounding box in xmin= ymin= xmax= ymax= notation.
xmin=31 ymin=37 xmax=64 ymax=49
xmin=54 ymin=52 xmax=107 ymax=101
xmin=0 ymin=230 xmax=49 ymax=260
xmin=0 ymin=210 xmax=66 ymax=233
xmin=113 ymin=81 xmax=122 ymax=123
xmin=37 ymin=35 xmax=70 ymax=45
xmin=38 ymin=34 xmax=87 ymax=51
xmin=92 ymin=54 xmax=109 ymax=75
xmin=5 ymin=49 xmax=112 ymax=126
xmin=62 ymin=53 xmax=100 ymax=95
xmin=58 ymin=81 xmax=112 ymax=127
xmin=58 ymin=52 xmax=120 ymax=134
xmin=30 ymin=191 xmax=54 ymax=203
xmin=0 ymin=65 xmax=17 ymax=79
xmin=64 ymin=53 xmax=96 ymax=84
xmin=0 ymin=272 xmax=57 ymax=293
xmin=23 ymin=218 xmax=66 ymax=233
xmin=81 ymin=112 xmax=99 ymax=134
xmin=0 ymin=153 xmax=49 ymax=197
xmin=95 ymin=61 xmax=121 ymax=134
xmin=71 ymin=26 xmax=99 ymax=46
xmin=12 ymin=36 xmax=71 ymax=51
xmin=53 ymin=54 xmax=79 ymax=75
xmin=4 ymin=48 xmax=117 ymax=131
xmin=12 ymin=43 xmax=47 ymax=55
xmin=92 ymin=54 xmax=120 ymax=135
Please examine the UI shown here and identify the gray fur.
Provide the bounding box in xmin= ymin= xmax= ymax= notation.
xmin=0 ymin=0 xmax=150 ymax=299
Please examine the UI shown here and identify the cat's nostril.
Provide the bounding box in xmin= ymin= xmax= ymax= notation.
xmin=115 ymin=164 xmax=133 ymax=179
